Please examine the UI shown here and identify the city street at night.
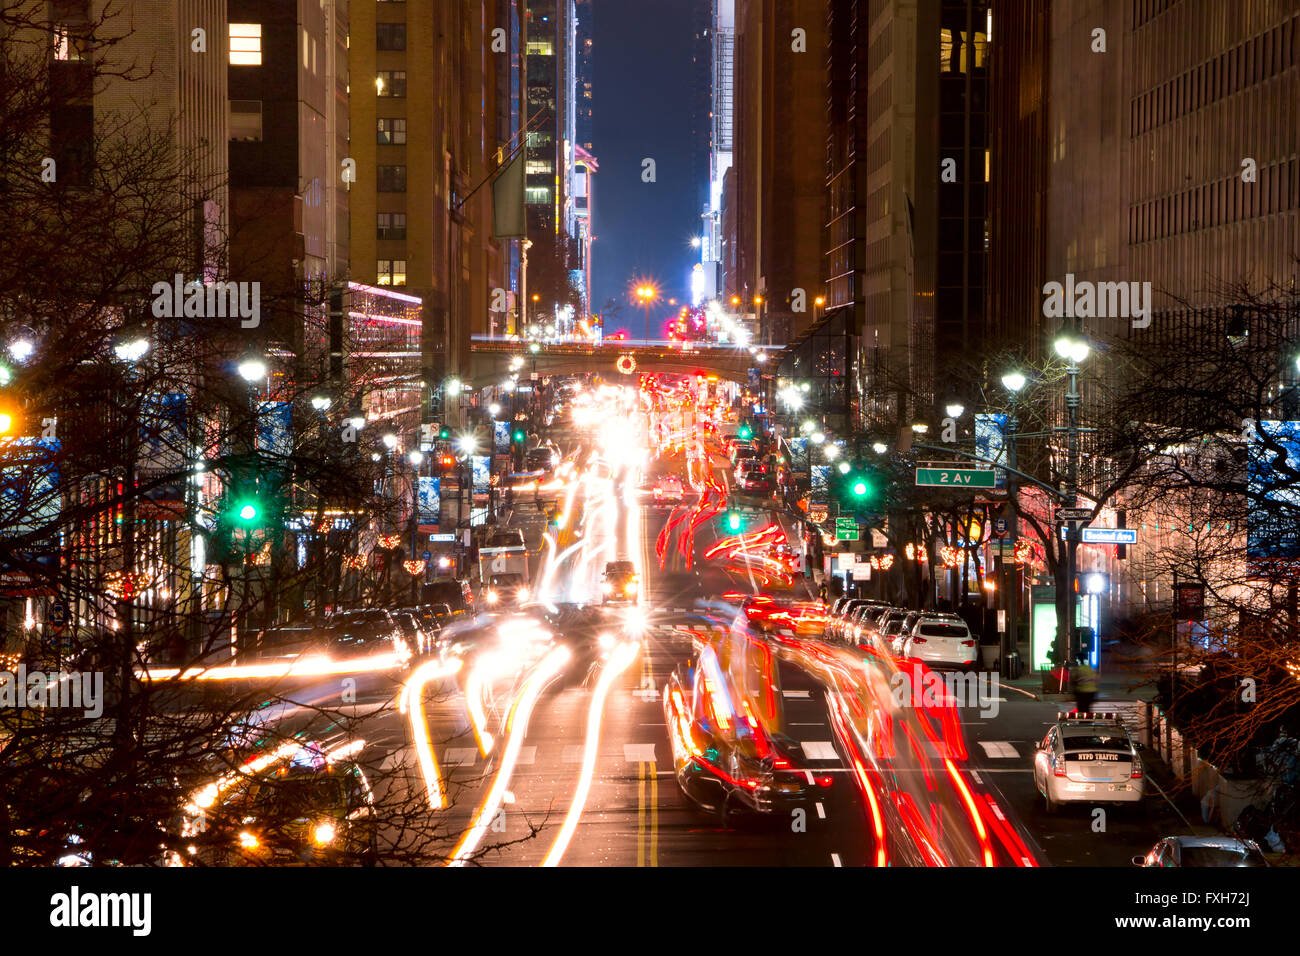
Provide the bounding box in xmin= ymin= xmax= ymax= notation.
xmin=1 ymin=0 xmax=1297 ymax=940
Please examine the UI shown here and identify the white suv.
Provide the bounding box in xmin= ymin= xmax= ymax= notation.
xmin=898 ymin=615 xmax=978 ymax=669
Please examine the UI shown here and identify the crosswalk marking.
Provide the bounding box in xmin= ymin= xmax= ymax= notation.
xmin=783 ymin=689 xmax=811 ymax=699
xmin=444 ymin=747 xmax=479 ymax=766
xmin=516 ymin=746 xmax=537 ymax=765
xmin=800 ymin=741 xmax=839 ymax=761
xmin=977 ymin=741 xmax=1020 ymax=758
xmin=562 ymin=745 xmax=585 ymax=763
xmin=624 ymin=743 xmax=657 ymax=763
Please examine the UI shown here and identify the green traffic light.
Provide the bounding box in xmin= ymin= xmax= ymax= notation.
xmin=438 ymin=426 xmax=451 ymax=440
xmin=727 ymin=512 xmax=741 ymax=532
xmin=852 ymin=480 xmax=868 ymax=497
xmin=513 ymin=429 xmax=525 ymax=443
xmin=236 ymin=501 xmax=259 ymax=523
xmin=738 ymin=424 xmax=752 ymax=440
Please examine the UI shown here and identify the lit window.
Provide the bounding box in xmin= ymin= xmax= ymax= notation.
xmin=377 ymin=259 xmax=407 ymax=286
xmin=229 ymin=24 xmax=262 ymax=66
xmin=526 ymin=41 xmax=555 ymax=56
xmin=230 ymin=100 xmax=262 ymax=142
xmin=53 ymin=25 xmax=87 ymax=61
xmin=525 ymin=186 xmax=551 ymax=204
xmin=377 ymin=212 xmax=407 ymax=240
xmin=526 ymin=159 xmax=552 ymax=175
xmin=377 ymin=118 xmax=407 ymax=144
xmin=377 ymin=70 xmax=406 ymax=97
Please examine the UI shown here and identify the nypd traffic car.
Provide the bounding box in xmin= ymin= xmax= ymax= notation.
xmin=1033 ymin=712 xmax=1144 ymax=811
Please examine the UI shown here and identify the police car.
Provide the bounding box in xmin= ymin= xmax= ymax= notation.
xmin=1033 ymin=712 xmax=1144 ymax=812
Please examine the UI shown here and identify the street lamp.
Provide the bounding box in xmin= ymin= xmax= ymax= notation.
xmin=382 ymin=433 xmax=398 ymax=450
xmin=872 ymin=442 xmax=888 ymax=454
xmin=8 ymin=338 xmax=34 ymax=363
xmin=1001 ymin=371 xmax=1027 ymax=393
xmin=113 ymin=338 xmax=150 ymax=364
xmin=310 ymin=394 xmax=331 ymax=412
xmin=237 ymin=356 xmax=267 ymax=383
xmin=408 ymin=450 xmax=424 ymax=466
xmin=489 ymin=402 xmax=501 ymax=417
xmin=1053 ymin=327 xmax=1091 ymax=665
xmin=945 ymin=402 xmax=965 ymax=419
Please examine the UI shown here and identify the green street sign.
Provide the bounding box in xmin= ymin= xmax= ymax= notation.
xmin=915 ymin=466 xmax=997 ymax=488
xmin=834 ymin=517 xmax=860 ymax=540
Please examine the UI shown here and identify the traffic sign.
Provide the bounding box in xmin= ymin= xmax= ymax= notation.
xmin=1080 ymin=527 xmax=1137 ymax=545
xmin=422 ymin=550 xmax=432 ymax=562
xmin=1055 ymin=508 xmax=1092 ymax=522
xmin=992 ymin=517 xmax=1009 ymax=537
xmin=915 ymin=465 xmax=997 ymax=488
xmin=49 ymin=601 xmax=68 ymax=626
xmin=834 ymin=517 xmax=860 ymax=541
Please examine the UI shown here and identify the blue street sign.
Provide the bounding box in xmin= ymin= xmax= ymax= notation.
xmin=49 ymin=602 xmax=68 ymax=626
xmin=421 ymin=550 xmax=432 ymax=562
xmin=1080 ymin=527 xmax=1138 ymax=545
xmin=993 ymin=517 xmax=1008 ymax=536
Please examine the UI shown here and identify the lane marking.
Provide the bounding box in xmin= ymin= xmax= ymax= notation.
xmin=625 ymin=743 xmax=657 ymax=763
xmin=977 ymin=741 xmax=1020 ymax=758
xmin=800 ymin=741 xmax=839 ymax=761
xmin=562 ymin=744 xmax=585 ymax=763
xmin=515 ymin=745 xmax=537 ymax=765
xmin=816 ymin=802 xmax=826 ymax=819
xmin=831 ymin=853 xmax=842 ymax=867
xmin=782 ymin=689 xmax=811 ymax=699
xmin=444 ymin=747 xmax=479 ymax=766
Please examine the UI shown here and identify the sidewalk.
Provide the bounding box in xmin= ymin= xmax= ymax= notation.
xmin=1002 ymin=637 xmax=1160 ymax=704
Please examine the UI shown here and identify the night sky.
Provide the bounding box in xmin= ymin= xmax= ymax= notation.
xmin=590 ymin=0 xmax=704 ymax=335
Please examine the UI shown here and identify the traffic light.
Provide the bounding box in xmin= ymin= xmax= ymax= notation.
xmin=726 ymin=511 xmax=742 ymax=532
xmin=438 ymin=425 xmax=451 ymax=441
xmin=832 ymin=463 xmax=877 ymax=515
xmin=738 ymin=423 xmax=753 ymax=441
xmin=234 ymin=499 xmax=261 ymax=525
xmin=439 ymin=452 xmax=455 ymax=470
xmin=512 ymin=427 xmax=526 ymax=444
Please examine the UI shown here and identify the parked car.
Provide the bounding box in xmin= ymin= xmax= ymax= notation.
xmin=1133 ymin=836 xmax=1269 ymax=867
xmin=899 ymin=616 xmax=979 ymax=669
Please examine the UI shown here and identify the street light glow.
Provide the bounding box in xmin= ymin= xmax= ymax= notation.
xmin=237 ymin=357 xmax=267 ymax=382
xmin=458 ymin=434 xmax=478 ymax=454
xmin=8 ymin=339 xmax=34 ymax=363
xmin=872 ymin=442 xmax=888 ymax=454
xmin=945 ymin=403 xmax=965 ymax=418
xmin=382 ymin=433 xmax=398 ymax=449
xmin=408 ymin=450 xmax=424 ymax=466
xmin=114 ymin=338 xmax=150 ymax=363
xmin=1002 ymin=371 xmax=1027 ymax=392
xmin=311 ymin=394 xmax=331 ymax=411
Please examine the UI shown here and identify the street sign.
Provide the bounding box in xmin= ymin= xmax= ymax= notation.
xmin=421 ymin=550 xmax=432 ymax=562
xmin=834 ymin=517 xmax=860 ymax=541
xmin=1079 ymin=527 xmax=1137 ymax=545
xmin=915 ymin=465 xmax=997 ymax=488
xmin=992 ymin=517 xmax=1009 ymax=537
xmin=1055 ymin=507 xmax=1092 ymax=522
xmin=49 ymin=601 xmax=68 ymax=627
xmin=990 ymin=538 xmax=1018 ymax=553
xmin=429 ymin=533 xmax=456 ymax=542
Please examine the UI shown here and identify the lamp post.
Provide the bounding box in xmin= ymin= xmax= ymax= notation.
xmin=1053 ymin=331 xmax=1091 ymax=666
xmin=408 ymin=449 xmax=424 ymax=603
xmin=999 ymin=370 xmax=1026 ymax=677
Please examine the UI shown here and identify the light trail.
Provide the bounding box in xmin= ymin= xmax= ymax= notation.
xmin=541 ymin=639 xmax=641 ymax=866
xmin=447 ymin=645 xmax=571 ymax=866
xmin=399 ymin=657 xmax=465 ymax=810
xmin=140 ymin=649 xmax=409 ymax=682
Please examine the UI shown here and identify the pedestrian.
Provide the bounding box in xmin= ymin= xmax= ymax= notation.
xmin=1071 ymin=655 xmax=1098 ymax=715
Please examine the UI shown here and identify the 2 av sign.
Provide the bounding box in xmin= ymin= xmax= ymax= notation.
xmin=915 ymin=466 xmax=997 ymax=488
